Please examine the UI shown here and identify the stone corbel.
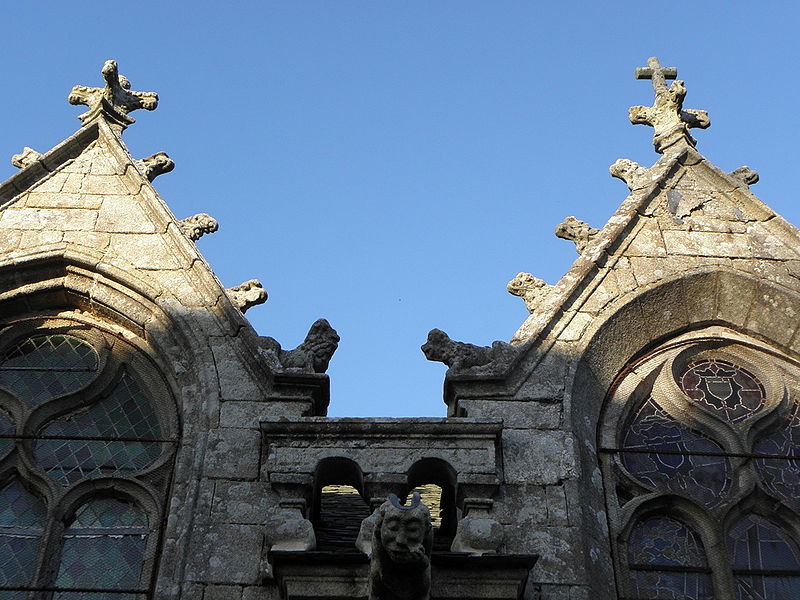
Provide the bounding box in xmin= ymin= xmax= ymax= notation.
xmin=507 ymin=272 xmax=551 ymax=314
xmin=266 ymin=474 xmax=316 ymax=552
xmin=450 ymin=498 xmax=504 ymax=555
xmin=136 ymin=151 xmax=175 ymax=181
xmin=555 ymin=216 xmax=599 ymax=255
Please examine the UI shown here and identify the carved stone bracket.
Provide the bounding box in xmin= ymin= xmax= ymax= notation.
xmin=730 ymin=166 xmax=759 ymax=186
xmin=257 ymin=319 xmax=340 ymax=374
xmin=450 ymin=498 xmax=504 ymax=556
xmin=178 ymin=213 xmax=219 ymax=241
xmin=11 ymin=147 xmax=41 ymax=169
xmin=507 ymin=272 xmax=551 ymax=314
xmin=68 ymin=59 xmax=158 ymax=128
xmin=555 ymin=216 xmax=599 ymax=254
xmin=136 ymin=152 xmax=175 ymax=181
xmin=609 ymin=158 xmax=649 ymax=190
xmin=421 ymin=329 xmax=517 ymax=376
xmin=266 ymin=475 xmax=316 ymax=552
xmin=226 ymin=279 xmax=267 ymax=313
xmin=629 ymin=57 xmax=710 ymax=153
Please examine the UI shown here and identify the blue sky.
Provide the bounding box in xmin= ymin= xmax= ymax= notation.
xmin=1 ymin=3 xmax=798 ymax=416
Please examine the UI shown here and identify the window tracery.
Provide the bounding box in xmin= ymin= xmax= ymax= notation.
xmin=600 ymin=329 xmax=800 ymax=599
xmin=0 ymin=321 xmax=177 ymax=599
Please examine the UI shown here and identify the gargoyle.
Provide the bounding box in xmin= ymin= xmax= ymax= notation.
xmin=507 ymin=272 xmax=550 ymax=313
xmin=366 ymin=493 xmax=432 ymax=600
xmin=554 ymin=216 xmax=599 ymax=255
xmin=421 ymin=328 xmax=517 ymax=375
xmin=609 ymin=158 xmax=649 ymax=190
xmin=226 ymin=279 xmax=267 ymax=313
xmin=178 ymin=213 xmax=219 ymax=241
xmin=258 ymin=318 xmax=340 ymax=374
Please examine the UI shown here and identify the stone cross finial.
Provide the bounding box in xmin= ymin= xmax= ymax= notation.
xmin=68 ymin=60 xmax=158 ymax=128
xmin=629 ymin=57 xmax=710 ymax=153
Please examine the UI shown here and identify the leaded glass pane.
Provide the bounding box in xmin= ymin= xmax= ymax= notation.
xmin=628 ymin=516 xmax=707 ymax=566
xmin=679 ymin=359 xmax=765 ymax=423
xmin=728 ymin=515 xmax=800 ymax=600
xmin=630 ymin=570 xmax=714 ymax=600
xmin=55 ymin=498 xmax=148 ymax=592
xmin=0 ymin=411 xmax=12 ymax=458
xmin=0 ymin=479 xmax=46 ymax=587
xmin=34 ymin=371 xmax=163 ymax=485
xmin=0 ymin=335 xmax=98 ymax=406
xmin=754 ymin=401 xmax=800 ymax=509
xmin=622 ymin=398 xmax=731 ymax=507
xmin=627 ymin=516 xmax=712 ymax=600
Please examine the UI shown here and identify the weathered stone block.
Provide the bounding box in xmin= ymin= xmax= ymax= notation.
xmin=459 ymin=400 xmax=560 ymax=429
xmin=186 ymin=524 xmax=262 ymax=584
xmin=205 ymin=585 xmax=243 ymax=600
xmin=212 ymin=481 xmax=278 ymax=524
xmin=204 ymin=428 xmax=261 ymax=479
xmin=502 ymin=430 xmax=577 ymax=485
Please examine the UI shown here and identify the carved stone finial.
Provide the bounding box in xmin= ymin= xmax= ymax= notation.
xmin=609 ymin=158 xmax=649 ymax=190
xmin=555 ymin=216 xmax=599 ymax=254
xmin=421 ymin=329 xmax=517 ymax=376
xmin=257 ymin=319 xmax=340 ymax=374
xmin=730 ymin=166 xmax=759 ymax=186
xmin=226 ymin=279 xmax=267 ymax=313
xmin=629 ymin=57 xmax=710 ymax=153
xmin=136 ymin=152 xmax=175 ymax=181
xmin=366 ymin=493 xmax=432 ymax=600
xmin=507 ymin=272 xmax=550 ymax=313
xmin=178 ymin=213 xmax=219 ymax=241
xmin=68 ymin=60 xmax=158 ymax=128
xmin=11 ymin=147 xmax=41 ymax=169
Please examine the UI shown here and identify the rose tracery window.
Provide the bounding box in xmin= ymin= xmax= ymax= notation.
xmin=600 ymin=333 xmax=800 ymax=599
xmin=0 ymin=327 xmax=177 ymax=600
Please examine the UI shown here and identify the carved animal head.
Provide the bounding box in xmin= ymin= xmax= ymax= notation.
xmin=301 ymin=318 xmax=341 ymax=373
xmin=375 ymin=494 xmax=432 ymax=565
xmin=420 ymin=329 xmax=455 ymax=366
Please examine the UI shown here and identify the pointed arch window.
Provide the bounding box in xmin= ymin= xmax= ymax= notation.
xmin=0 ymin=322 xmax=177 ymax=599
xmin=600 ymin=330 xmax=800 ymax=599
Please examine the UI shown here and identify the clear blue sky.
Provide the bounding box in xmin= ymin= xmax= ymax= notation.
xmin=1 ymin=2 xmax=797 ymax=416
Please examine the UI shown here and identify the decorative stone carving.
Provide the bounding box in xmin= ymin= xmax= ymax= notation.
xmin=68 ymin=59 xmax=158 ymax=128
xmin=265 ymin=504 xmax=317 ymax=552
xmin=609 ymin=158 xmax=649 ymax=190
xmin=555 ymin=216 xmax=599 ymax=254
xmin=178 ymin=213 xmax=219 ymax=241
xmin=629 ymin=57 xmax=710 ymax=153
xmin=366 ymin=493 xmax=432 ymax=600
xmin=730 ymin=166 xmax=759 ymax=186
xmin=421 ymin=329 xmax=517 ymax=375
xmin=11 ymin=147 xmax=41 ymax=169
xmin=451 ymin=499 xmax=504 ymax=555
xmin=257 ymin=319 xmax=340 ymax=374
xmin=136 ymin=152 xmax=175 ymax=181
xmin=507 ymin=272 xmax=550 ymax=313
xmin=226 ymin=279 xmax=267 ymax=313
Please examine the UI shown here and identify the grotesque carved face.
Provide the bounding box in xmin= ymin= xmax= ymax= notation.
xmin=379 ymin=506 xmax=430 ymax=564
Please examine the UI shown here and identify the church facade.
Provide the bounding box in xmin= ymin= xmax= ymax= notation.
xmin=1 ymin=57 xmax=798 ymax=600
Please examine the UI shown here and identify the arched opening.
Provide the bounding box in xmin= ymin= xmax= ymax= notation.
xmin=312 ymin=457 xmax=369 ymax=551
xmin=406 ymin=457 xmax=457 ymax=548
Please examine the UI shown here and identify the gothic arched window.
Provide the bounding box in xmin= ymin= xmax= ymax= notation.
xmin=600 ymin=328 xmax=800 ymax=599
xmin=0 ymin=322 xmax=177 ymax=599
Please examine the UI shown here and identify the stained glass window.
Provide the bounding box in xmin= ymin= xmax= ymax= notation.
xmin=753 ymin=402 xmax=800 ymax=510
xmin=679 ymin=359 xmax=766 ymax=423
xmin=55 ymin=498 xmax=149 ymax=598
xmin=0 ymin=410 xmax=12 ymax=459
xmin=0 ymin=335 xmax=98 ymax=406
xmin=0 ymin=328 xmax=174 ymax=600
xmin=627 ymin=516 xmax=713 ymax=600
xmin=35 ymin=370 xmax=163 ymax=485
xmin=0 ymin=479 xmax=46 ymax=589
xmin=728 ymin=515 xmax=800 ymax=600
xmin=622 ymin=398 xmax=731 ymax=507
